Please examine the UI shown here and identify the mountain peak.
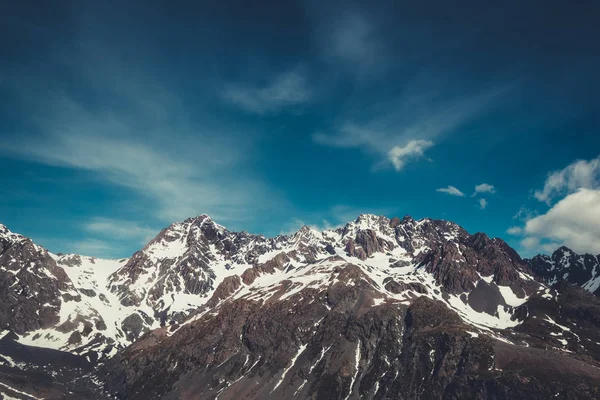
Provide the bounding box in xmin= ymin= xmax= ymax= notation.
xmin=401 ymin=214 xmax=415 ymax=222
xmin=355 ymin=213 xmax=387 ymax=223
xmin=184 ymin=213 xmax=213 ymax=224
xmin=554 ymin=245 xmax=574 ymax=257
xmin=296 ymin=224 xmax=314 ymax=234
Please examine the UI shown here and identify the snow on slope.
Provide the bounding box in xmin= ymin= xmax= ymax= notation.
xmin=173 ymin=214 xmax=541 ymax=337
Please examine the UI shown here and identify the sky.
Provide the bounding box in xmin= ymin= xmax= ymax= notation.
xmin=1 ymin=0 xmax=599 ymax=258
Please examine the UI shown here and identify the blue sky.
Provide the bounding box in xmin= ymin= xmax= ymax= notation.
xmin=1 ymin=0 xmax=599 ymax=258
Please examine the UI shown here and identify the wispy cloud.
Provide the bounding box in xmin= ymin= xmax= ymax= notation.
xmin=84 ymin=218 xmax=157 ymax=244
xmin=70 ymin=238 xmax=128 ymax=259
xmin=0 ymin=44 xmax=281 ymax=228
xmin=472 ymin=183 xmax=496 ymax=196
xmin=313 ymin=83 xmax=508 ymax=172
xmin=325 ymin=11 xmax=386 ymax=77
xmin=534 ymin=155 xmax=600 ymax=204
xmin=513 ymin=206 xmax=537 ymax=221
xmin=506 ymin=226 xmax=523 ymax=235
xmin=221 ymin=69 xmax=311 ymax=115
xmin=436 ymin=185 xmax=465 ymax=197
xmin=479 ymin=198 xmax=488 ymax=210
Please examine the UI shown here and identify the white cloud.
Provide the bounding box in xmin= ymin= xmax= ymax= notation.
xmin=479 ymin=198 xmax=488 ymax=210
xmin=513 ymin=206 xmax=537 ymax=222
xmin=520 ymin=236 xmax=540 ymax=250
xmin=472 ymin=183 xmax=496 ymax=196
xmin=522 ymin=188 xmax=600 ymax=254
xmin=534 ymin=155 xmax=600 ymax=204
xmin=84 ymin=218 xmax=157 ymax=244
xmin=436 ymin=185 xmax=465 ymax=197
xmin=387 ymin=140 xmax=434 ymax=171
xmin=313 ymin=124 xmax=375 ymax=149
xmin=221 ymin=69 xmax=311 ymax=114
xmin=506 ymin=226 xmax=523 ymax=235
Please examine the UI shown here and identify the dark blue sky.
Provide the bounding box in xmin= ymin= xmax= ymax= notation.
xmin=1 ymin=0 xmax=599 ymax=258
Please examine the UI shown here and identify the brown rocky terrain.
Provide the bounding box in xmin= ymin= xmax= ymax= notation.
xmin=101 ymin=263 xmax=600 ymax=400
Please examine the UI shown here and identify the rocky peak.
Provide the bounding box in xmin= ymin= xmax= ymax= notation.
xmin=528 ymin=246 xmax=600 ymax=296
xmin=552 ymin=246 xmax=576 ymax=262
xmin=0 ymin=224 xmax=27 ymax=250
xmin=183 ymin=213 xmax=212 ymax=224
xmin=0 ymin=224 xmax=80 ymax=338
xmin=0 ymin=223 xmax=9 ymax=235
xmin=290 ymin=225 xmax=322 ymax=246
xmin=400 ymin=214 xmax=415 ymax=223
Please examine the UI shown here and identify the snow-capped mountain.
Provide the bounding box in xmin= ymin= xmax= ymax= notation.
xmin=98 ymin=214 xmax=600 ymax=400
xmin=2 ymin=215 xmax=600 ymax=399
xmin=528 ymin=246 xmax=600 ymax=296
xmin=1 ymin=214 xmax=539 ymax=360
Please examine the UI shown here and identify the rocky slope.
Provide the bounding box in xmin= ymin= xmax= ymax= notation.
xmin=2 ymin=215 xmax=600 ymax=399
xmin=528 ymin=246 xmax=600 ymax=296
xmin=97 ymin=214 xmax=599 ymax=399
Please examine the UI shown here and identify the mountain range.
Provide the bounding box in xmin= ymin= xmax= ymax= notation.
xmin=1 ymin=214 xmax=600 ymax=399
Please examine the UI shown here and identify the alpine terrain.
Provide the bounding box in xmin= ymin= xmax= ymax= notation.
xmin=1 ymin=214 xmax=600 ymax=399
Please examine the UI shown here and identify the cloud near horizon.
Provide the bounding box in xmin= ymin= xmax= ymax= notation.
xmin=521 ymin=188 xmax=600 ymax=254
xmin=511 ymin=156 xmax=600 ymax=254
xmin=84 ymin=218 xmax=157 ymax=244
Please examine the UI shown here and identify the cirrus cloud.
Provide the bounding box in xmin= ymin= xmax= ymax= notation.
xmin=506 ymin=226 xmax=523 ymax=235
xmin=221 ymin=69 xmax=312 ymax=115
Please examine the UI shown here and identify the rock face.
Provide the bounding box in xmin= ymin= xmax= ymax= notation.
xmin=528 ymin=246 xmax=600 ymax=296
xmin=0 ymin=225 xmax=73 ymax=334
xmin=3 ymin=215 xmax=600 ymax=399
